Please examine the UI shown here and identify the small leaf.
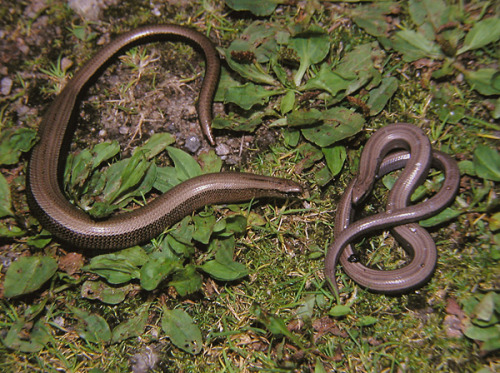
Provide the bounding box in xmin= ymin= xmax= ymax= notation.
xmin=2 ymin=319 xmax=51 ymax=352
xmin=329 ymin=305 xmax=351 ymax=317
xmin=366 ymin=76 xmax=399 ymax=115
xmin=473 ymin=145 xmax=500 ymax=181
xmin=140 ymin=256 xmax=180 ymax=291
xmin=464 ymin=69 xmax=500 ymax=96
xmin=168 ymin=264 xmax=203 ymax=296
xmin=0 ymin=128 xmax=37 ymax=165
xmin=4 ymin=256 xmax=58 ymax=298
xmin=357 ymin=316 xmax=378 ymax=327
xmin=225 ymin=0 xmax=279 ymax=17
xmin=391 ymin=29 xmax=443 ymax=61
xmin=322 ymin=145 xmax=347 ymax=177
xmin=0 ymin=172 xmax=13 ymax=218
xmin=166 ymin=146 xmax=202 ymax=180
xmin=201 ymin=259 xmax=248 ymax=281
xmin=290 ymin=27 xmax=331 ymax=86
xmin=458 ymin=17 xmax=500 ymax=55
xmin=138 ymin=133 xmax=175 ymax=159
xmin=224 ymin=82 xmax=281 ymax=110
xmin=419 ymin=207 xmax=461 ymax=227
xmin=301 ymin=107 xmax=365 ymax=147
xmin=81 ymin=280 xmax=136 ymax=304
xmin=69 ymin=306 xmax=111 ymax=344
xmin=111 ymin=303 xmax=150 ymax=344
xmin=162 ymin=308 xmax=203 ymax=354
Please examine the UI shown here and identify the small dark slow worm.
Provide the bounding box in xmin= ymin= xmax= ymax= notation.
xmin=325 ymin=123 xmax=460 ymax=294
xmin=27 ymin=25 xmax=302 ymax=250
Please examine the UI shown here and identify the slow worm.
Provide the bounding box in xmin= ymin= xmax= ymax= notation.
xmin=325 ymin=123 xmax=460 ymax=294
xmin=27 ymin=25 xmax=303 ymax=250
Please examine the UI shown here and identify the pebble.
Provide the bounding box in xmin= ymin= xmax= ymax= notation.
xmin=184 ymin=136 xmax=201 ymax=153
xmin=1 ymin=77 xmax=12 ymax=95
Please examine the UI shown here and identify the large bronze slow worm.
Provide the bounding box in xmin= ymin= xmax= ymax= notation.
xmin=325 ymin=123 xmax=460 ymax=294
xmin=27 ymin=25 xmax=302 ymax=250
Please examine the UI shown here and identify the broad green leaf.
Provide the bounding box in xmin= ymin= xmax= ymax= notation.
xmin=280 ymin=90 xmax=295 ymax=115
xmin=69 ymin=306 xmax=111 ymax=343
xmin=289 ymin=27 xmax=331 ymax=86
xmin=81 ymin=280 xmax=135 ymax=304
xmin=0 ymin=224 xmax=25 ymax=238
xmin=198 ymin=150 xmax=222 ymax=174
xmin=225 ymin=0 xmax=279 ymax=17
xmin=212 ymin=110 xmax=264 ymax=133
xmin=287 ymin=108 xmax=323 ymax=127
xmin=350 ymin=2 xmax=400 ymax=37
xmin=192 ymin=214 xmax=216 ymax=244
xmin=302 ymin=63 xmax=353 ymax=97
xmin=140 ymin=256 xmax=180 ymax=291
xmin=314 ymin=166 xmax=332 ymax=187
xmin=4 ymin=256 xmax=58 ymax=298
xmin=391 ymin=29 xmax=443 ymax=61
xmin=464 ymin=324 xmax=500 ymax=342
xmin=168 ymin=264 xmax=203 ymax=296
xmin=138 ymin=133 xmax=175 ymax=159
xmin=2 ymin=319 xmax=51 ymax=352
xmin=162 ymin=308 xmax=203 ymax=354
xmin=224 ymin=82 xmax=282 ymax=110
xmin=224 ymin=39 xmax=277 ymax=85
xmin=166 ymin=146 xmax=202 ymax=180
xmin=201 ymin=260 xmax=248 ymax=281
xmin=473 ymin=145 xmax=500 ymax=181
xmin=419 ymin=207 xmax=461 ymax=227
xmin=367 ymin=76 xmax=398 ymax=115
xmin=0 ymin=127 xmax=37 ymax=165
xmin=91 ymin=141 xmax=120 ymax=168
xmin=458 ymin=18 xmax=500 ymax=55
xmin=301 ymin=107 xmax=365 ymax=147
xmin=83 ymin=246 xmax=148 ymax=284
xmin=329 ymin=305 xmax=351 ymax=317
xmin=357 ymin=316 xmax=378 ymax=327
xmin=464 ymin=69 xmax=500 ymax=96
xmin=322 ymin=145 xmax=346 ymax=177
xmin=111 ymin=303 xmax=150 ymax=344
xmin=0 ymin=172 xmax=13 ymax=218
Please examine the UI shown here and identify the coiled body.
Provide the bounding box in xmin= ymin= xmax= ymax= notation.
xmin=27 ymin=25 xmax=302 ymax=250
xmin=325 ymin=123 xmax=460 ymax=293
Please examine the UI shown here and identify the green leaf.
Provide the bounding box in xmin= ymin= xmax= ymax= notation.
xmin=357 ymin=316 xmax=378 ymax=327
xmin=473 ymin=145 xmax=500 ymax=181
xmin=2 ymin=319 xmax=51 ymax=352
xmin=280 ymin=90 xmax=295 ymax=115
xmin=329 ymin=305 xmax=351 ymax=317
xmin=287 ymin=108 xmax=323 ymax=127
xmin=350 ymin=2 xmax=400 ymax=37
xmin=162 ymin=308 xmax=203 ymax=354
xmin=83 ymin=246 xmax=148 ymax=284
xmin=391 ymin=29 xmax=443 ymax=61
xmin=225 ymin=0 xmax=279 ymax=17
xmin=81 ymin=280 xmax=135 ymax=304
xmin=322 ymin=145 xmax=346 ymax=177
xmin=166 ymin=146 xmax=202 ymax=180
xmin=301 ymin=107 xmax=365 ymax=147
xmin=138 ymin=133 xmax=176 ymax=159
xmin=464 ymin=69 xmax=500 ymax=96
xmin=458 ymin=17 xmax=500 ymax=55
xmin=419 ymin=207 xmax=461 ymax=227
xmin=4 ymin=256 xmax=58 ymax=298
xmin=140 ymin=256 xmax=180 ymax=291
xmin=366 ymin=76 xmax=399 ymax=115
xmin=224 ymin=39 xmax=277 ymax=85
xmin=0 ymin=172 xmax=13 ymax=218
xmin=0 ymin=128 xmax=37 ymax=165
xmin=168 ymin=264 xmax=203 ymax=296
xmin=224 ymin=82 xmax=281 ymax=110
xmin=289 ymin=27 xmax=331 ymax=86
xmin=192 ymin=214 xmax=216 ymax=244
xmin=302 ymin=63 xmax=353 ymax=97
xmin=69 ymin=306 xmax=112 ymax=344
xmin=111 ymin=303 xmax=150 ymax=344
xmin=198 ymin=150 xmax=222 ymax=174
xmin=201 ymin=259 xmax=248 ymax=282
